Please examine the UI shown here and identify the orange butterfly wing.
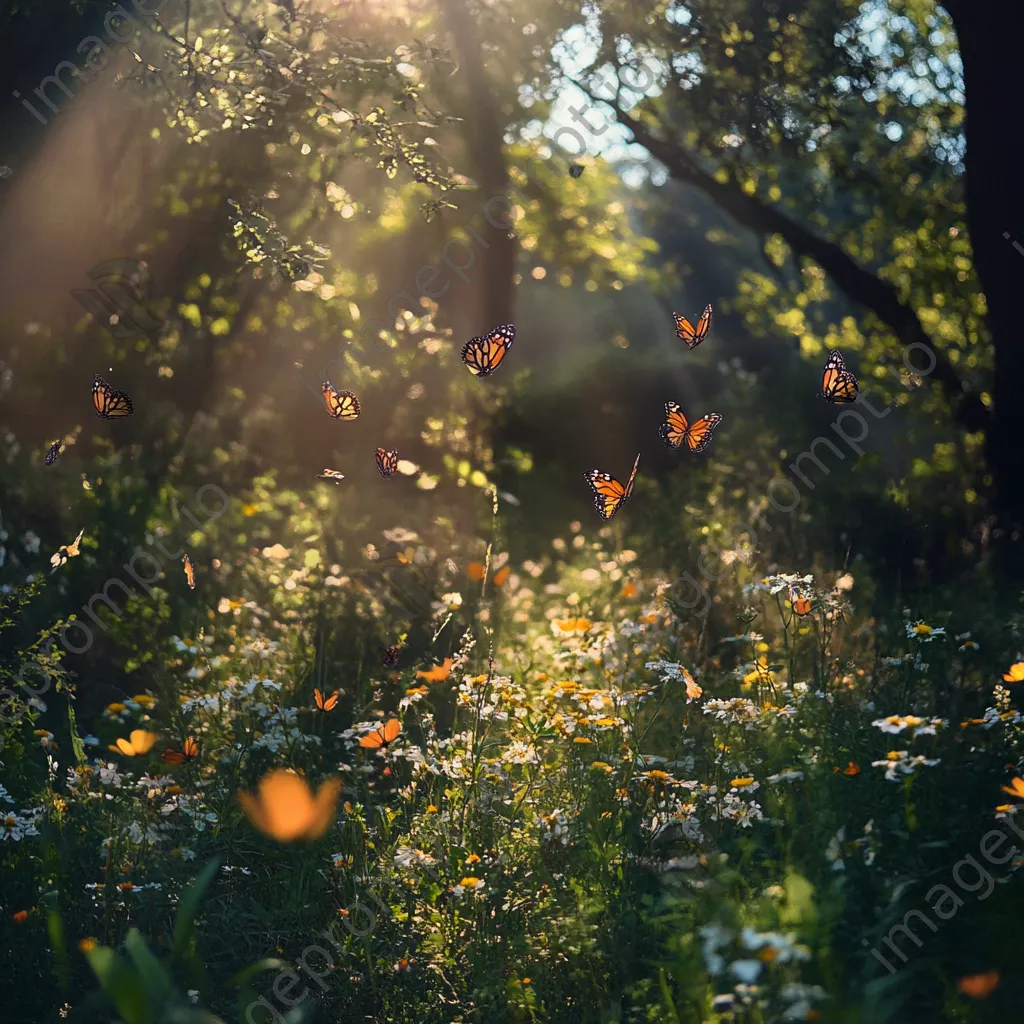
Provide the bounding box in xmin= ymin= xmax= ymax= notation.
xmin=672 ymin=304 xmax=712 ymax=349
xmin=375 ymin=448 xmax=399 ymax=477
xmin=582 ymin=453 xmax=640 ymax=520
xmin=819 ymin=350 xmax=859 ymax=403
xmin=314 ymin=688 xmax=339 ymax=711
xmin=461 ymin=324 xmax=515 ymax=377
xmin=92 ymin=374 xmax=135 ymax=419
xmin=162 ymin=736 xmax=198 ymax=763
xmin=322 ymin=382 xmax=361 ymax=420
xmin=659 ymin=401 xmax=690 ymax=448
xmin=682 ymin=413 xmax=723 ymax=453
xmin=183 ymin=554 xmax=196 ymax=589
xmin=359 ymin=718 xmax=401 ymax=748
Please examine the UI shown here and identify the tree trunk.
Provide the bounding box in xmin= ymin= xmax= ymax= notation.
xmin=947 ymin=0 xmax=1024 ymax=537
xmin=438 ymin=0 xmax=518 ymax=332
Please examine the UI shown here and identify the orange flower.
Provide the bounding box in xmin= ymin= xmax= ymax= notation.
xmin=554 ymin=616 xmax=592 ymax=634
xmin=78 ymin=937 xmax=97 ymax=953
xmin=1000 ymin=777 xmax=1024 ymax=800
xmin=12 ymin=910 xmax=28 ymax=923
xmin=237 ymin=769 xmax=342 ymax=842
xmin=416 ymin=658 xmax=454 ymax=683
xmin=793 ymin=597 xmax=812 ymax=616
xmin=957 ymin=971 xmax=999 ymax=999
xmin=1002 ymin=663 xmax=1024 ymax=683
xmin=620 ymin=583 xmax=637 ymax=599
xmin=109 ymin=729 xmax=158 ymax=757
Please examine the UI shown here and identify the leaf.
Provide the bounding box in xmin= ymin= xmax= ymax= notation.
xmin=779 ymin=871 xmax=817 ymax=927
xmin=125 ymin=928 xmax=173 ymax=1005
xmin=172 ymin=858 xmax=220 ymax=968
xmin=163 ymin=1010 xmax=227 ymax=1024
xmin=229 ymin=958 xmax=288 ymax=1024
xmin=48 ymin=908 xmax=68 ymax=993
xmin=66 ymin=702 xmax=87 ymax=764
xmin=227 ymin=957 xmax=288 ymax=990
xmin=83 ymin=944 xmax=151 ymax=1024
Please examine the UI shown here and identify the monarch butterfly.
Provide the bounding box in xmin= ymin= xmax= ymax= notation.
xmin=582 ymin=452 xmax=640 ymax=521
xmin=182 ymin=553 xmax=196 ymax=589
xmin=793 ymin=597 xmax=812 ymax=616
xmin=316 ymin=469 xmax=346 ymax=484
xmin=660 ymin=402 xmax=723 ymax=453
xmin=162 ymin=736 xmax=199 ymax=764
xmin=672 ymin=304 xmax=712 ymax=350
xmin=314 ymin=688 xmax=340 ymax=712
xmin=359 ymin=718 xmax=402 ymax=749
xmin=44 ymin=441 xmax=61 ymax=466
xmin=322 ymin=381 xmax=360 ymax=420
xmin=92 ymin=374 xmax=134 ymax=419
xmin=50 ymin=528 xmax=85 ymax=571
xmin=818 ymin=349 xmax=859 ymax=404
xmin=461 ymin=324 xmax=515 ymax=377
xmin=376 ymin=447 xmax=399 ymax=478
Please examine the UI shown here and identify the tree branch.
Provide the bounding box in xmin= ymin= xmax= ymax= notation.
xmin=572 ymin=78 xmax=988 ymax=432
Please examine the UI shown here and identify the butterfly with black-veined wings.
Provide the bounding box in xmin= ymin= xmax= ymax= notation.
xmin=672 ymin=304 xmax=712 ymax=350
xmin=359 ymin=718 xmax=402 ymax=749
xmin=322 ymin=381 xmax=360 ymax=420
xmin=376 ymin=447 xmax=399 ymax=478
xmin=162 ymin=737 xmax=199 ymax=764
xmin=314 ymin=688 xmax=340 ymax=712
xmin=92 ymin=374 xmax=134 ymax=419
xmin=461 ymin=324 xmax=515 ymax=377
xmin=818 ymin=349 xmax=859 ymax=404
xmin=582 ymin=452 xmax=640 ymax=521
xmin=660 ymin=402 xmax=723 ymax=453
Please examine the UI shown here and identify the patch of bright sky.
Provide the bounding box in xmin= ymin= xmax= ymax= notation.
xmin=837 ymin=0 xmax=964 ymax=162
xmin=513 ymin=1 xmax=962 ymax=182
xmin=512 ymin=17 xmax=670 ymax=188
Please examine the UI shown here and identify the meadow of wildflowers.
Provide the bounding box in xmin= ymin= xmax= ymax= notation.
xmin=3 ymin=490 xmax=1024 ymax=1024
